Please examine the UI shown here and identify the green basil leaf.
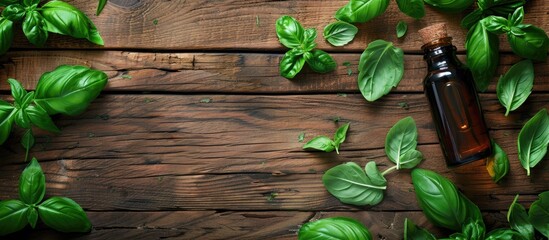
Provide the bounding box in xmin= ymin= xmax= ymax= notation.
xmin=2 ymin=4 xmax=25 ymax=22
xmin=33 ymin=65 xmax=108 ymax=116
xmin=517 ymin=108 xmax=549 ymax=176
xmin=26 ymin=105 xmax=60 ymax=133
xmin=483 ymin=16 xmax=510 ymax=34
xmin=507 ymin=25 xmax=549 ymax=62
xmin=303 ymin=136 xmax=335 ymax=152
xmin=305 ymin=49 xmax=337 ymax=74
xmin=335 ymin=0 xmax=390 ymax=23
xmin=462 ymin=219 xmax=486 ymax=240
xmin=508 ymin=6 xmax=524 ymax=27
xmin=333 ymin=123 xmax=350 ymax=153
xmin=485 ymin=228 xmax=527 ymax=240
xmin=97 ymin=0 xmax=107 ymax=16
xmin=19 ymin=158 xmax=46 ymax=205
xmin=461 ymin=9 xmax=483 ymax=29
xmin=279 ymin=49 xmax=305 ymax=79
xmin=23 ymin=0 xmax=40 ymax=7
xmin=465 ymin=19 xmax=500 ymax=92
xmin=23 ymin=11 xmax=48 ymax=47
xmin=509 ymin=27 xmax=525 ymax=36
xmin=489 ymin=0 xmax=525 ymax=16
xmin=496 ymin=60 xmax=534 ymax=116
xmin=0 ymin=200 xmax=29 ymax=236
xmin=27 ymin=206 xmax=38 ymax=229
xmin=411 ymin=169 xmax=483 ymax=231
xmin=404 ymin=218 xmax=436 ymax=240
xmin=507 ymin=195 xmax=534 ymax=240
xmin=385 ymin=116 xmax=418 ymax=169
xmin=528 ymin=191 xmax=549 ymax=238
xmin=358 ymin=40 xmax=404 ymax=102
xmin=423 ymin=0 xmax=474 ymax=12
xmin=322 ymin=161 xmax=387 ymax=206
xmin=7 ymin=78 xmax=27 ymax=106
xmin=302 ymin=28 xmax=318 ymax=52
xmin=399 ymin=149 xmax=424 ymax=169
xmin=15 ymin=109 xmax=31 ymax=129
xmin=486 ymin=141 xmax=509 ymax=183
xmin=0 ymin=17 xmax=14 ymax=55
xmin=298 ymin=217 xmax=372 ymax=240
xmin=323 ymin=21 xmax=358 ymax=47
xmin=21 ymin=129 xmax=35 ymax=153
xmin=0 ymin=100 xmax=15 ymax=145
xmin=40 ymin=0 xmax=104 ymax=45
xmin=396 ymin=21 xmax=408 ymax=38
xmin=275 ymin=15 xmax=305 ymax=49
xmin=396 ymin=0 xmax=425 ymax=19
xmin=38 ymin=197 xmax=92 ymax=233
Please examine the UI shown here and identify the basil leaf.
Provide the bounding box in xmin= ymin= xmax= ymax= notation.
xmin=38 ymin=197 xmax=92 ymax=233
xmin=7 ymin=78 xmax=27 ymax=106
xmin=335 ymin=0 xmax=390 ymax=23
xmin=404 ymin=218 xmax=436 ymax=240
xmin=97 ymin=0 xmax=108 ymax=16
xmin=385 ymin=116 xmax=418 ymax=169
xmin=302 ymin=28 xmax=318 ymax=53
xmin=411 ymin=169 xmax=483 ymax=231
xmin=322 ymin=161 xmax=387 ymax=206
xmin=305 ymin=49 xmax=337 ymax=74
xmin=489 ymin=0 xmax=525 ymax=16
xmin=275 ymin=15 xmax=305 ymax=49
xmin=496 ymin=60 xmax=534 ymax=116
xmin=465 ymin=19 xmax=500 ymax=92
xmin=507 ymin=195 xmax=534 ymax=240
xmin=323 ymin=21 xmax=358 ymax=47
xmin=0 ymin=17 xmax=14 ymax=55
xmin=396 ymin=0 xmax=425 ymax=19
xmin=423 ymin=0 xmax=474 ymax=12
xmin=461 ymin=9 xmax=483 ymax=29
xmin=303 ymin=136 xmax=335 ymax=152
xmin=27 ymin=206 xmax=38 ymax=229
xmin=507 ymin=25 xmax=549 ymax=62
xmin=26 ymin=105 xmax=60 ymax=133
xmin=399 ymin=149 xmax=424 ymax=169
xmin=23 ymin=11 xmax=49 ymax=47
xmin=333 ymin=123 xmax=350 ymax=153
xmin=19 ymin=158 xmax=46 ymax=205
xmin=485 ymin=228 xmax=527 ymax=240
xmin=461 ymin=219 xmax=486 ymax=240
xmin=486 ymin=141 xmax=509 ymax=183
xmin=34 ymin=65 xmax=108 ymax=116
xmin=40 ymin=0 xmax=104 ymax=45
xmin=358 ymin=40 xmax=404 ymax=102
xmin=279 ymin=49 xmax=305 ymax=79
xmin=483 ymin=16 xmax=510 ymax=34
xmin=298 ymin=217 xmax=372 ymax=240
xmin=517 ymin=108 xmax=549 ymax=176
xmin=396 ymin=21 xmax=407 ymax=38
xmin=508 ymin=7 xmax=524 ymax=27
xmin=528 ymin=191 xmax=549 ymax=238
xmin=0 ymin=100 xmax=15 ymax=145
xmin=0 ymin=200 xmax=29 ymax=236
xmin=2 ymin=4 xmax=25 ymax=22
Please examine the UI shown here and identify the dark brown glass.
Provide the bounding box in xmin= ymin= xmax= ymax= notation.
xmin=422 ymin=37 xmax=492 ymax=167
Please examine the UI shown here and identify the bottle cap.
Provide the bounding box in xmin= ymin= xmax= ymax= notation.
xmin=418 ymin=23 xmax=448 ymax=45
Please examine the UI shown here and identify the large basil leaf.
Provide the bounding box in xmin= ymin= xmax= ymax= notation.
xmin=396 ymin=0 xmax=425 ymax=19
xmin=358 ymin=40 xmax=404 ymax=102
xmin=0 ymin=100 xmax=15 ymax=145
xmin=404 ymin=218 xmax=436 ymax=240
xmin=275 ymin=15 xmax=305 ymax=49
xmin=40 ymin=0 xmax=104 ymax=45
xmin=0 ymin=200 xmax=29 ymax=236
xmin=497 ymin=60 xmax=534 ymax=116
xmin=279 ymin=49 xmax=305 ymax=79
xmin=424 ymin=0 xmax=473 ymax=12
xmin=298 ymin=217 xmax=372 ymax=240
xmin=97 ymin=0 xmax=108 ymax=16
xmin=411 ymin=169 xmax=482 ymax=231
xmin=19 ymin=158 xmax=46 ymax=205
xmin=517 ymin=108 xmax=549 ymax=176
xmin=322 ymin=161 xmax=387 ymax=206
xmin=34 ymin=65 xmax=108 ymax=116
xmin=484 ymin=228 xmax=527 ymax=240
xmin=2 ymin=4 xmax=25 ymax=22
xmin=507 ymin=25 xmax=549 ymax=62
xmin=335 ymin=0 xmax=390 ymax=23
xmin=323 ymin=21 xmax=358 ymax=47
xmin=486 ymin=141 xmax=509 ymax=183
xmin=23 ymin=11 xmax=49 ymax=47
xmin=0 ymin=17 xmax=13 ymax=55
xmin=528 ymin=191 xmax=549 ymax=238
xmin=305 ymin=49 xmax=337 ymax=74
xmin=465 ymin=19 xmax=500 ymax=92
xmin=38 ymin=197 xmax=92 ymax=233
xmin=507 ymin=195 xmax=534 ymax=240
xmin=385 ymin=116 xmax=419 ymax=169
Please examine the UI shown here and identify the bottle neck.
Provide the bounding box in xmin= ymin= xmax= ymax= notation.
xmin=422 ymin=37 xmax=461 ymax=71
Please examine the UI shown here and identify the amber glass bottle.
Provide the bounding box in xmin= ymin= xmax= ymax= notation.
xmin=419 ymin=24 xmax=492 ymax=167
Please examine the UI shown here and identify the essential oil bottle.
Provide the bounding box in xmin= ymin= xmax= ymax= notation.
xmin=418 ymin=23 xmax=492 ymax=167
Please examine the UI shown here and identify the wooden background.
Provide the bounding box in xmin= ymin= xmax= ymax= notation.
xmin=1 ymin=0 xmax=548 ymax=239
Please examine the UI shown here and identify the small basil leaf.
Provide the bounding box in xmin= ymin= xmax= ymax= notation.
xmin=27 ymin=207 xmax=38 ymax=229
xmin=298 ymin=217 xmax=372 ymax=240
xmin=462 ymin=219 xmax=486 ymax=240
xmin=465 ymin=19 xmax=500 ymax=92
xmin=517 ymin=108 xmax=549 ymax=176
xmin=2 ymin=4 xmax=25 ymax=22
xmin=302 ymin=28 xmax=317 ymax=52
xmin=19 ymin=158 xmax=46 ymax=205
xmin=15 ymin=109 xmax=31 ymax=129
xmin=483 ymin=16 xmax=510 ymax=34
xmin=275 ymin=15 xmax=305 ymax=49
xmin=399 ymin=149 xmax=424 ymax=169
xmin=528 ymin=191 xmax=549 ymax=238
xmin=323 ymin=21 xmax=358 ymax=47
xmin=508 ymin=6 xmax=524 ymax=27
xmin=509 ymin=27 xmax=526 ymax=36
xmin=7 ymin=78 xmax=27 ymax=106
xmin=0 ymin=100 xmax=15 ymax=145
xmin=484 ymin=228 xmax=527 ymax=240
xmin=486 ymin=141 xmax=509 ymax=183
xmin=396 ymin=0 xmax=425 ymax=19
xmin=423 ymin=0 xmax=474 ymax=12
xmin=404 ymin=218 xmax=436 ymax=240
xmin=358 ymin=40 xmax=404 ymax=101
xmin=507 ymin=25 xmax=549 ymax=62
xmin=496 ymin=60 xmax=534 ymax=116
xmin=23 ymin=11 xmax=48 ymax=47
xmin=461 ymin=9 xmax=483 ymax=29
xmin=305 ymin=49 xmax=337 ymax=74
xmin=0 ymin=200 xmax=29 ymax=236
xmin=26 ymin=105 xmax=60 ymax=133
xmin=303 ymin=136 xmax=335 ymax=153
xmin=38 ymin=197 xmax=92 ymax=233
xmin=0 ymin=17 xmax=14 ymax=55
xmin=385 ymin=116 xmax=418 ymax=169
xmin=335 ymin=0 xmax=390 ymax=23
xmin=97 ymin=0 xmax=108 ymax=16
xmin=507 ymin=195 xmax=534 ymax=240
xmin=33 ymin=65 xmax=108 ymax=116
xmin=279 ymin=49 xmax=305 ymax=79
xmin=396 ymin=21 xmax=407 ymax=38
xmin=333 ymin=123 xmax=350 ymax=154
xmin=21 ymin=92 xmax=35 ymax=110
xmin=322 ymin=162 xmax=387 ymax=206
xmin=21 ymin=129 xmax=35 ymax=153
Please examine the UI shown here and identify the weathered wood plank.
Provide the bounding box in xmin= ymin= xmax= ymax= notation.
xmin=1 ymin=51 xmax=549 ymax=93
xmin=8 ymin=1 xmax=549 ymax=52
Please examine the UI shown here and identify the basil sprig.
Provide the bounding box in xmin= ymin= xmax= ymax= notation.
xmin=0 ymin=158 xmax=92 ymax=236
xmin=298 ymin=217 xmax=372 ymax=240
xmin=303 ymin=123 xmax=350 ymax=154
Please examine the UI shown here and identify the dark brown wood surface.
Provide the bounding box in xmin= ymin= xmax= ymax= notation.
xmin=0 ymin=0 xmax=548 ymax=239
